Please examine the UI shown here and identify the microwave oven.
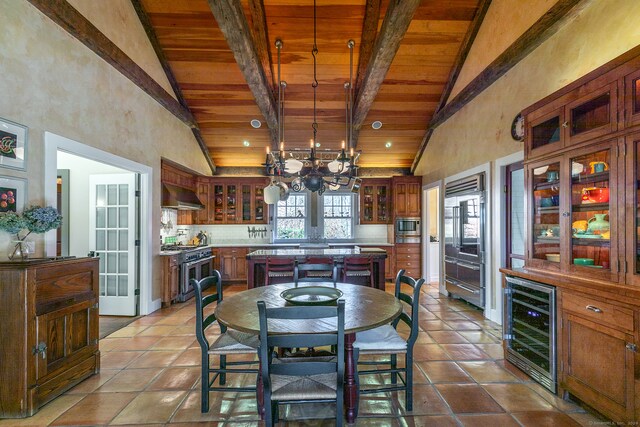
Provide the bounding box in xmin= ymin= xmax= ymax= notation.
xmin=395 ymin=217 xmax=421 ymax=237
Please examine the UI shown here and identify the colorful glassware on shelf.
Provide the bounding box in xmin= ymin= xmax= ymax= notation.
xmin=581 ymin=187 xmax=609 ymax=204
xmin=589 ymin=161 xmax=608 ymax=174
xmin=587 ymin=214 xmax=610 ymax=234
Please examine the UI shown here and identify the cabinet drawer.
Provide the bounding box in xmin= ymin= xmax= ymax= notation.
xmin=562 ymin=292 xmax=634 ymax=332
xmin=395 ymin=245 xmax=420 ymax=255
xmin=396 ymin=253 xmax=419 ymax=261
xmin=396 ymin=260 xmax=420 ymax=269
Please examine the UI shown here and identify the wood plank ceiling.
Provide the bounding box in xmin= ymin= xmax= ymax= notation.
xmin=139 ymin=0 xmax=481 ymax=169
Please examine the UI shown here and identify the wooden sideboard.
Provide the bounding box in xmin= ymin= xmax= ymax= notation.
xmin=0 ymin=257 xmax=100 ymax=418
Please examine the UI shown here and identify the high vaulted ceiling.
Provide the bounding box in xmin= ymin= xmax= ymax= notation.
xmin=138 ymin=0 xmax=483 ymax=169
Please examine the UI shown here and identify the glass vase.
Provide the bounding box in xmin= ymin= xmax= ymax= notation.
xmin=8 ymin=240 xmax=28 ymax=261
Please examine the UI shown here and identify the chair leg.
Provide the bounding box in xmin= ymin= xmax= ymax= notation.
xmin=390 ymin=354 xmax=397 ymax=384
xmin=273 ymin=402 xmax=279 ymax=423
xmin=264 ymin=392 xmax=273 ymax=427
xmin=353 ymin=347 xmax=360 ymax=418
xmin=405 ymin=353 xmax=413 ymax=411
xmin=219 ymin=354 xmax=227 ymax=385
xmin=337 ymin=378 xmax=344 ymax=427
xmin=201 ymin=353 xmax=209 ymax=413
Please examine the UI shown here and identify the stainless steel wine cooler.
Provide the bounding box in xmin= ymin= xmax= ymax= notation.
xmin=504 ymin=276 xmax=557 ymax=393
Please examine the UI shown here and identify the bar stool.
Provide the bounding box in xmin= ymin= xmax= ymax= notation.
xmin=294 ymin=257 xmax=338 ymax=285
xmin=265 ymin=257 xmax=295 ymax=285
xmin=342 ymin=256 xmax=374 ymax=287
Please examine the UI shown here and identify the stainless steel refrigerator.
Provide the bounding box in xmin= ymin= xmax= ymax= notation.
xmin=444 ymin=173 xmax=485 ymax=308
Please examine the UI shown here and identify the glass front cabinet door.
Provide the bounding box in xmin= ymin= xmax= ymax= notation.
xmin=526 ymin=139 xmax=621 ymax=282
xmin=567 ymin=141 xmax=618 ymax=282
xmin=528 ymin=159 xmax=563 ymax=271
xmin=626 ymin=131 xmax=640 ymax=285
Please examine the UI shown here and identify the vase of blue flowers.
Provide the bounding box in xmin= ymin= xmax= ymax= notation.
xmin=0 ymin=206 xmax=62 ymax=260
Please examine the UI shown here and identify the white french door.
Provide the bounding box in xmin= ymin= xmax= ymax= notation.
xmin=89 ymin=173 xmax=137 ymax=316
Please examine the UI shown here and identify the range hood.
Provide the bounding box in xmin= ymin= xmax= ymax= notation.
xmin=161 ymin=183 xmax=205 ymax=210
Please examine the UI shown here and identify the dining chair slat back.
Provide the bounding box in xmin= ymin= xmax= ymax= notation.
xmin=294 ymin=259 xmax=338 ymax=285
xmin=193 ymin=272 xmax=259 ymax=413
xmin=353 ymin=269 xmax=425 ymax=412
xmin=257 ymin=300 xmax=345 ymax=426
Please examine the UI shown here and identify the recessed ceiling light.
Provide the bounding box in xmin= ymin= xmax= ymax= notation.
xmin=372 ymin=120 xmax=382 ymax=130
xmin=243 ymin=140 xmax=250 ymax=147
xmin=385 ymin=141 xmax=392 ymax=148
xmin=250 ymin=119 xmax=262 ymax=128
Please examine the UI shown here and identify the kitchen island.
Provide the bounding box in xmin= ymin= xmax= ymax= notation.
xmin=246 ymin=247 xmax=387 ymax=289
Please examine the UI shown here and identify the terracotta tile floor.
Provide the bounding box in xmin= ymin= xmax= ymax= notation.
xmin=0 ymin=283 xmax=607 ymax=426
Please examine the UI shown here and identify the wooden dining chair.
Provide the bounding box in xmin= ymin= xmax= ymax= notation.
xmin=294 ymin=258 xmax=338 ymax=285
xmin=265 ymin=257 xmax=296 ymax=285
xmin=192 ymin=272 xmax=259 ymax=413
xmin=342 ymin=256 xmax=374 ymax=287
xmin=353 ymin=269 xmax=425 ymax=412
xmin=257 ymin=299 xmax=346 ymax=426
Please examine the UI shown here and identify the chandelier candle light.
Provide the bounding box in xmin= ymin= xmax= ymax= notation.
xmin=263 ymin=0 xmax=361 ymax=204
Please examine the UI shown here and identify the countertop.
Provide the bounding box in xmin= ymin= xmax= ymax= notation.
xmin=246 ymin=248 xmax=388 ymax=257
xmin=159 ymin=240 xmax=394 ymax=255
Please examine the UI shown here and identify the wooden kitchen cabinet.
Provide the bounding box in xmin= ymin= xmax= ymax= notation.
xmin=219 ymin=247 xmax=248 ymax=281
xmin=392 ymin=176 xmax=422 ymax=218
xmin=161 ymin=254 xmax=180 ymax=306
xmin=359 ymin=178 xmax=391 ymax=224
xmin=195 ymin=179 xmax=212 ymax=224
xmin=0 ymin=258 xmax=99 ymax=418
xmin=560 ymin=290 xmax=635 ymax=421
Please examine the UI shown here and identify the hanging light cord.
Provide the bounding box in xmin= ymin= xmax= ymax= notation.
xmin=311 ymin=0 xmax=318 ymax=144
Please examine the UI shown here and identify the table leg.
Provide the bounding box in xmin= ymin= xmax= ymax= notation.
xmin=345 ymin=332 xmax=357 ymax=424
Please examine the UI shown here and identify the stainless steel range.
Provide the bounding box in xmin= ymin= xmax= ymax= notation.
xmin=162 ymin=245 xmax=215 ymax=302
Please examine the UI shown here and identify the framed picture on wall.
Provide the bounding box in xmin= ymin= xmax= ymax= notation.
xmin=0 ymin=175 xmax=27 ymax=213
xmin=0 ymin=117 xmax=27 ymax=171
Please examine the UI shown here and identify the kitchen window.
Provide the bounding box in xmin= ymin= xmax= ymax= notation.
xmin=323 ymin=193 xmax=353 ymax=239
xmin=275 ymin=193 xmax=307 ymax=239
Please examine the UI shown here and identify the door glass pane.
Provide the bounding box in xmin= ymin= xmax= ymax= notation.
xmin=96 ymin=207 xmax=106 ymax=228
xmin=255 ymin=186 xmax=265 ymax=221
xmin=107 ymin=275 xmax=116 ymax=296
xmin=459 ymin=196 xmax=480 ymax=256
xmin=119 ymin=253 xmax=128 ymax=273
xmin=107 ymin=252 xmax=117 ymax=273
xmin=107 ymin=207 xmax=117 ymax=228
xmin=107 ymin=230 xmax=117 ymax=250
xmin=512 ymin=258 xmax=525 ymax=268
xmin=570 ymin=149 xmax=610 ymax=270
xmin=98 ymin=252 xmax=105 ymax=273
xmin=242 ymin=185 xmax=251 ymax=221
xmin=96 ymin=231 xmax=105 ymax=250
xmin=377 ymin=186 xmax=388 ymax=222
xmin=118 ymin=276 xmax=128 ymax=296
xmin=96 ymin=185 xmax=106 ymax=207
xmin=119 ymin=184 xmax=128 ymax=205
xmin=107 ymin=184 xmax=117 ymax=205
xmin=119 ymin=207 xmax=128 ymax=227
xmin=99 ymin=275 xmax=105 ymax=296
xmin=119 ymin=230 xmax=128 ymax=250
xmin=532 ymin=162 xmax=561 ymax=263
xmin=634 ymin=78 xmax=640 ymax=115
xmin=635 ymin=140 xmax=640 ymax=274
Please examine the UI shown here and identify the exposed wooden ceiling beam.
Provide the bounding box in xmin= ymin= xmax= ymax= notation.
xmin=130 ymin=0 xmax=215 ymax=174
xmin=427 ymin=0 xmax=588 ymax=132
xmin=411 ymin=0 xmax=491 ymax=173
xmin=351 ymin=0 xmax=421 ymax=149
xmin=208 ymin=0 xmax=279 ymax=148
xmin=248 ymin=0 xmax=276 ymax=92
xmin=26 ymin=0 xmax=198 ymax=130
xmin=355 ymin=0 xmax=382 ymax=93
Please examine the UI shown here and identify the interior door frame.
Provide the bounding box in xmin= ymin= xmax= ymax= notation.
xmin=43 ymin=132 xmax=156 ymax=315
xmin=422 ymin=180 xmax=442 ymax=292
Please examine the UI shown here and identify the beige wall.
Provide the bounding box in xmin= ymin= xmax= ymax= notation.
xmin=0 ymin=0 xmax=211 ymax=301
xmin=428 ymin=189 xmax=438 ymax=238
xmin=449 ymin=0 xmax=557 ymax=100
xmin=415 ymin=0 xmax=640 ymax=182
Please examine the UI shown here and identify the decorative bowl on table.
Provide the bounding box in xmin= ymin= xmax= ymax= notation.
xmin=280 ymin=286 xmax=343 ymax=305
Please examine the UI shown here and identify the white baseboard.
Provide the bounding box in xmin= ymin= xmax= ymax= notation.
xmin=143 ymin=298 xmax=162 ymax=315
xmin=485 ymin=307 xmax=502 ymax=326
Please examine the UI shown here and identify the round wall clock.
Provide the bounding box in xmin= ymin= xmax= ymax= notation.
xmin=511 ymin=113 xmax=525 ymax=141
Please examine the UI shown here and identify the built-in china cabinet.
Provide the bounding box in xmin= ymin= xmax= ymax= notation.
xmin=503 ymin=46 xmax=640 ymax=423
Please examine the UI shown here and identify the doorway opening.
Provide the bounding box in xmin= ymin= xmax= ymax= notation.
xmin=44 ymin=132 xmax=154 ymax=338
xmin=424 ymin=185 xmax=441 ymax=286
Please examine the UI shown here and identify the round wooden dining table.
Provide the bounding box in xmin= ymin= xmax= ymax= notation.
xmin=215 ymin=282 xmax=403 ymax=424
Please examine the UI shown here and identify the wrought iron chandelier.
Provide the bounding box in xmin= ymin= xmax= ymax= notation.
xmin=263 ymin=0 xmax=361 ymax=203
